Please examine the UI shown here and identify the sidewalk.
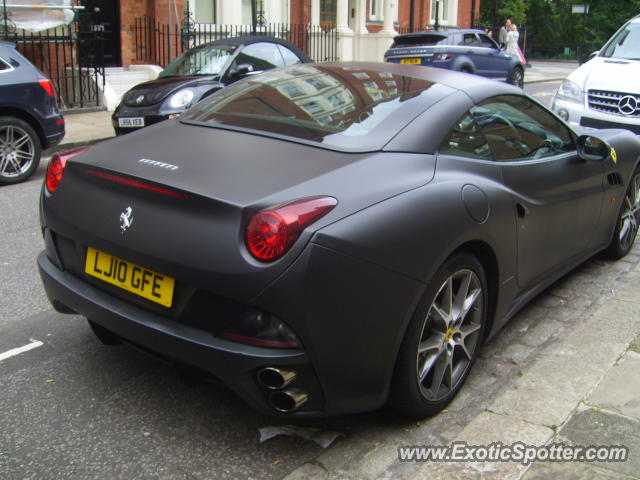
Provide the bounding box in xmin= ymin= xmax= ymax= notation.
xmin=49 ymin=61 xmax=578 ymax=156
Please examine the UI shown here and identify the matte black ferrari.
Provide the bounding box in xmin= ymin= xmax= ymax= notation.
xmin=39 ymin=62 xmax=640 ymax=417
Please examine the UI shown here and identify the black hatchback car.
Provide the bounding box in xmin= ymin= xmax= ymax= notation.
xmin=384 ymin=30 xmax=524 ymax=87
xmin=0 ymin=41 xmax=64 ymax=185
xmin=113 ymin=36 xmax=312 ymax=135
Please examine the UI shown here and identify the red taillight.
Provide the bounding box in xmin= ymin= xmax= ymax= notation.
xmin=246 ymin=196 xmax=337 ymax=262
xmin=38 ymin=78 xmax=56 ymax=97
xmin=45 ymin=146 xmax=91 ymax=193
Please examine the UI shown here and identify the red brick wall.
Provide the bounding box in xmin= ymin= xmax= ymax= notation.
xmin=120 ymin=0 xmax=186 ymax=67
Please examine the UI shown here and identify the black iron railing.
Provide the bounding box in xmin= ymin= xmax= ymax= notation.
xmin=1 ymin=23 xmax=105 ymax=109
xmin=134 ymin=17 xmax=340 ymax=67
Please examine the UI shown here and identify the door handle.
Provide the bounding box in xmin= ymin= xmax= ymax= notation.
xmin=516 ymin=203 xmax=529 ymax=218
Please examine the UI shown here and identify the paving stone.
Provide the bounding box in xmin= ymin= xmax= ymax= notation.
xmin=410 ymin=412 xmax=552 ymax=480
xmin=501 ymin=343 xmax=534 ymax=364
xmin=522 ymin=461 xmax=637 ymax=479
xmin=558 ymin=409 xmax=640 ymax=479
xmin=283 ymin=462 xmax=328 ymax=480
xmin=520 ymin=319 xmax=564 ymax=348
xmin=587 ymin=354 xmax=640 ymax=420
xmin=490 ymin=299 xmax=640 ymax=427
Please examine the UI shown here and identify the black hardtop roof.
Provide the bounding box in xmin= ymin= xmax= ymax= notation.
xmin=198 ymin=35 xmax=313 ymax=62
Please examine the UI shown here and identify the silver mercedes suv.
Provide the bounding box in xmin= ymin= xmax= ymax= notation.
xmin=551 ymin=14 xmax=640 ymax=134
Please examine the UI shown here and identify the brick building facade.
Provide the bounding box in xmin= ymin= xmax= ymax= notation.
xmin=90 ymin=0 xmax=479 ymax=67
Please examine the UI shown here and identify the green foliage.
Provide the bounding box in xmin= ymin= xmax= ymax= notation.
xmin=498 ymin=0 xmax=529 ymax=26
xmin=480 ymin=0 xmax=640 ymax=59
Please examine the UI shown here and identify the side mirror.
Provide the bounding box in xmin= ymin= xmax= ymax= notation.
xmin=230 ymin=63 xmax=255 ymax=77
xmin=577 ymin=134 xmax=610 ymax=162
xmin=588 ymin=50 xmax=599 ymax=61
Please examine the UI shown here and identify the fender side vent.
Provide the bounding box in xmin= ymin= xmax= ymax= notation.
xmin=607 ymin=172 xmax=623 ymax=186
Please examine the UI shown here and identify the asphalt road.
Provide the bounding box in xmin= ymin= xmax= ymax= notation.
xmin=0 ymin=81 xmax=564 ymax=480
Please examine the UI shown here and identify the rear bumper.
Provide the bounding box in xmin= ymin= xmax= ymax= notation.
xmin=37 ymin=251 xmax=322 ymax=417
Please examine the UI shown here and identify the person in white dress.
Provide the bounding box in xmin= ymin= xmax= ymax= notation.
xmin=505 ymin=24 xmax=520 ymax=55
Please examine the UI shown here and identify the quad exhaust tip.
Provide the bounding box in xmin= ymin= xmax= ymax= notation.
xmin=270 ymin=389 xmax=309 ymax=413
xmin=257 ymin=367 xmax=297 ymax=390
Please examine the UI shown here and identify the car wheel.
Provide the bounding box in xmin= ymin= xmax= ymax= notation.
xmin=507 ymin=66 xmax=524 ymax=88
xmin=0 ymin=116 xmax=42 ymax=185
xmin=605 ymin=167 xmax=640 ymax=259
xmin=460 ymin=66 xmax=473 ymax=74
xmin=389 ymin=253 xmax=487 ymax=417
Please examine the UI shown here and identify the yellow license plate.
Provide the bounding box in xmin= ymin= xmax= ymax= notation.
xmin=401 ymin=58 xmax=422 ymax=65
xmin=85 ymin=247 xmax=175 ymax=307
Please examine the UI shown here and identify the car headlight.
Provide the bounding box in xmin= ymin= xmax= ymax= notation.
xmin=168 ymin=89 xmax=195 ymax=109
xmin=556 ymin=80 xmax=583 ymax=103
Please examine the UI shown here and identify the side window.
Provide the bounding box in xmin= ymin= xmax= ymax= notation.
xmin=459 ymin=33 xmax=479 ymax=46
xmin=0 ymin=57 xmax=11 ymax=71
xmin=478 ymin=34 xmax=498 ymax=49
xmin=471 ymin=95 xmax=575 ymax=162
xmin=438 ymin=112 xmax=493 ymax=160
xmin=234 ymin=42 xmax=285 ymax=71
xmin=277 ymin=45 xmax=303 ymax=66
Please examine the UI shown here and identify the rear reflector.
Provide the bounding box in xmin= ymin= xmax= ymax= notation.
xmin=38 ymin=78 xmax=56 ymax=97
xmin=85 ymin=169 xmax=188 ymax=199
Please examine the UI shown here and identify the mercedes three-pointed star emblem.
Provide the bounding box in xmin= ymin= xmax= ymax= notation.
xmin=617 ymin=95 xmax=638 ymax=116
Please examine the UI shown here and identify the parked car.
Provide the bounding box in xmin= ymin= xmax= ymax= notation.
xmin=112 ymin=36 xmax=312 ymax=135
xmin=40 ymin=62 xmax=640 ymax=417
xmin=0 ymin=41 xmax=64 ymax=185
xmin=551 ymin=15 xmax=640 ymax=134
xmin=384 ymin=29 xmax=525 ymax=87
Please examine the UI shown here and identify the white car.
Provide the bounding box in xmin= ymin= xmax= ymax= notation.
xmin=551 ymin=14 xmax=640 ymax=134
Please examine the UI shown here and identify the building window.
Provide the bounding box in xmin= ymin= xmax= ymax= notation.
xmin=368 ymin=0 xmax=399 ymax=23
xmin=241 ymin=0 xmax=265 ymax=24
xmin=320 ymin=0 xmax=336 ymax=26
xmin=370 ymin=0 xmax=380 ymax=20
xmin=189 ymin=0 xmax=217 ymax=23
xmin=430 ymin=0 xmax=450 ymax=23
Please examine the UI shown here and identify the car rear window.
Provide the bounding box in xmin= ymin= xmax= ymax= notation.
xmin=391 ymin=34 xmax=448 ymax=48
xmin=181 ymin=64 xmax=455 ymax=151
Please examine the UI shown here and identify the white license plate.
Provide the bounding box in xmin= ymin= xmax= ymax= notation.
xmin=118 ymin=117 xmax=145 ymax=128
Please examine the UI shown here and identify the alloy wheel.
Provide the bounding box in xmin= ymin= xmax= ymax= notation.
xmin=0 ymin=124 xmax=36 ymax=179
xmin=416 ymin=269 xmax=483 ymax=402
xmin=619 ymin=172 xmax=640 ymax=251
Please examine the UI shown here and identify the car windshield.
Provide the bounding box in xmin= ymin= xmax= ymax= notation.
xmin=180 ymin=64 xmax=454 ymax=151
xmin=159 ymin=44 xmax=236 ymax=77
xmin=601 ymin=20 xmax=640 ymax=60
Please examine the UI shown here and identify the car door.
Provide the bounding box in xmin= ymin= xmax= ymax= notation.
xmin=477 ymin=33 xmax=512 ymax=78
xmin=471 ymin=95 xmax=605 ymax=289
xmin=457 ymin=33 xmax=485 ymax=74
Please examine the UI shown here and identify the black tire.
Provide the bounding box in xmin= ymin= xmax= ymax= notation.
xmin=507 ymin=66 xmax=524 ymax=88
xmin=0 ymin=116 xmax=42 ymax=185
xmin=460 ymin=66 xmax=473 ymax=74
xmin=605 ymin=167 xmax=640 ymax=259
xmin=389 ymin=253 xmax=488 ymax=417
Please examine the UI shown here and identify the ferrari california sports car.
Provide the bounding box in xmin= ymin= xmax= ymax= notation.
xmin=38 ymin=62 xmax=640 ymax=418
